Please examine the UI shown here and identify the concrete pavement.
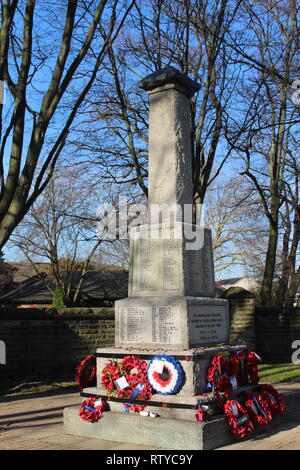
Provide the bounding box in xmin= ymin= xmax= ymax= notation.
xmin=0 ymin=383 xmax=300 ymax=450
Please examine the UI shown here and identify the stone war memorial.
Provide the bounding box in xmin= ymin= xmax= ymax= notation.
xmin=64 ymin=67 xmax=285 ymax=450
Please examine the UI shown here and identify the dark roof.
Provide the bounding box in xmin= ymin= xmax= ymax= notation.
xmin=0 ymin=268 xmax=128 ymax=304
xmin=215 ymin=283 xmax=226 ymax=296
xmin=9 ymin=262 xmax=50 ymax=283
xmin=216 ymin=277 xmax=246 ymax=286
xmin=1 ymin=266 xmax=236 ymax=305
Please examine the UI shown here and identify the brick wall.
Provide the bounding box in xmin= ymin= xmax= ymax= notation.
xmin=0 ymin=308 xmax=114 ymax=379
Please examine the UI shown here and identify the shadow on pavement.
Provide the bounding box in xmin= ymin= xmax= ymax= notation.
xmin=0 ymin=387 xmax=78 ymax=403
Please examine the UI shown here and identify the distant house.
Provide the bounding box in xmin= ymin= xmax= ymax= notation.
xmin=0 ymin=267 xmax=128 ymax=308
xmin=216 ymin=276 xmax=259 ymax=293
xmin=0 ymin=263 xmax=260 ymax=308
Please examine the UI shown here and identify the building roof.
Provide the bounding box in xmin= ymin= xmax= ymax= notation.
xmin=8 ymin=262 xmax=50 ymax=283
xmin=0 ymin=268 xmax=128 ymax=305
xmin=216 ymin=276 xmax=259 ymax=293
xmin=1 ymin=266 xmax=256 ymax=306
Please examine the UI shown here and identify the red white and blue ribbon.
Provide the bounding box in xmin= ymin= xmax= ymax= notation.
xmin=147 ymin=354 xmax=184 ymax=395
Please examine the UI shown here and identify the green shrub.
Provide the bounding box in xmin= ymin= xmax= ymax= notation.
xmin=52 ymin=286 xmax=66 ymax=308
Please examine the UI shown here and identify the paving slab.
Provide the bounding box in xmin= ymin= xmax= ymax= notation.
xmin=0 ymin=384 xmax=299 ymax=450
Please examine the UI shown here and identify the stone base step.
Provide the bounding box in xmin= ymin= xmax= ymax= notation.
xmin=79 ymin=384 xmax=260 ymax=421
xmin=96 ymin=344 xmax=248 ymax=396
xmin=81 ymin=386 xmax=206 ymax=421
xmin=63 ymin=406 xmax=234 ymax=450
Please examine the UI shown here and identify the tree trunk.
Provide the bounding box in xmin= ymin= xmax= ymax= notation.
xmin=260 ymin=222 xmax=278 ymax=307
xmin=277 ymin=211 xmax=291 ymax=309
xmin=285 ymin=270 xmax=300 ymax=311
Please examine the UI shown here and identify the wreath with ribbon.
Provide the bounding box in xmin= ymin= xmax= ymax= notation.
xmin=215 ymin=375 xmax=233 ymax=401
xmin=147 ymin=354 xmax=184 ymax=395
xmin=118 ymin=374 xmax=153 ymax=413
xmin=78 ymin=397 xmax=105 ymax=423
xmin=75 ymin=355 xmax=96 ymax=390
xmin=101 ymin=360 xmax=126 ymax=397
xmin=206 ymin=355 xmax=232 ymax=400
xmin=101 ymin=355 xmax=152 ymax=412
xmin=245 ymin=392 xmax=272 ymax=427
xmin=223 ymin=399 xmax=254 ymax=440
xmin=245 ymin=351 xmax=260 ymax=385
xmin=260 ymin=384 xmax=285 ymax=416
xmin=195 ymin=406 xmax=209 ymax=422
xmin=230 ymin=350 xmax=248 ymax=387
xmin=206 ymin=355 xmax=229 ymax=386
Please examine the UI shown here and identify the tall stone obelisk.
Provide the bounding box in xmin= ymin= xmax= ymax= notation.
xmin=145 ymin=68 xmax=195 ymax=211
xmin=115 ymin=67 xmax=229 ymax=349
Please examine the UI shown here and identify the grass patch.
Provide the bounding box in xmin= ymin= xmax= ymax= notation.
xmin=258 ymin=363 xmax=300 ymax=383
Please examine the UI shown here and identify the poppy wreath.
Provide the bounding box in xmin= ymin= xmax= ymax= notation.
xmin=101 ymin=360 xmax=127 ymax=397
xmin=215 ymin=375 xmax=233 ymax=401
xmin=260 ymin=384 xmax=285 ymax=416
xmin=195 ymin=406 xmax=209 ymax=422
xmin=206 ymin=355 xmax=229 ymax=386
xmin=120 ymin=378 xmax=153 ymax=413
xmin=147 ymin=354 xmax=184 ymax=395
xmin=230 ymin=351 xmax=248 ymax=387
xmin=75 ymin=355 xmax=96 ymax=390
xmin=206 ymin=355 xmax=232 ymax=399
xmin=121 ymin=355 xmax=148 ymax=379
xmin=101 ymin=356 xmax=152 ymax=411
xmin=245 ymin=393 xmax=272 ymax=427
xmin=245 ymin=351 xmax=260 ymax=385
xmin=223 ymin=399 xmax=254 ymax=440
xmin=120 ymin=355 xmax=152 ymax=412
xmin=78 ymin=397 xmax=105 ymax=423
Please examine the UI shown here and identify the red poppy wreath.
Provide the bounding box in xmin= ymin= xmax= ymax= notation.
xmin=75 ymin=354 xmax=96 ymax=390
xmin=101 ymin=355 xmax=152 ymax=412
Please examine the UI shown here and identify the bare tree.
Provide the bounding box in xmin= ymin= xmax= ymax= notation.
xmin=0 ymin=0 xmax=135 ymax=249
xmin=10 ymin=165 xmax=144 ymax=305
xmin=224 ymin=0 xmax=300 ymax=306
xmin=205 ymin=176 xmax=267 ymax=276
xmin=0 ymin=248 xmax=14 ymax=295
xmin=10 ymin=166 xmax=107 ymax=305
xmin=277 ymin=151 xmax=300 ymax=310
xmin=74 ymin=0 xmax=244 ymax=213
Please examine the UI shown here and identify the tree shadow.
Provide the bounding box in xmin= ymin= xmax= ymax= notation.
xmin=0 ymin=386 xmax=78 ymax=403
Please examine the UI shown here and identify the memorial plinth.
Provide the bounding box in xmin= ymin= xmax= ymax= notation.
xmin=64 ymin=67 xmax=247 ymax=450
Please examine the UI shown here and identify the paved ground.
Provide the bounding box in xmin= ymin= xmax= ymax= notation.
xmin=219 ymin=383 xmax=300 ymax=450
xmin=0 ymin=383 xmax=300 ymax=450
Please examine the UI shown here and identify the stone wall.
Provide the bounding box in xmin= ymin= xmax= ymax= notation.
xmin=1 ymin=300 xmax=300 ymax=380
xmin=0 ymin=308 xmax=114 ymax=379
xmin=223 ymin=289 xmax=300 ymax=363
xmin=255 ymin=308 xmax=300 ymax=363
xmin=221 ymin=287 xmax=256 ymax=351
